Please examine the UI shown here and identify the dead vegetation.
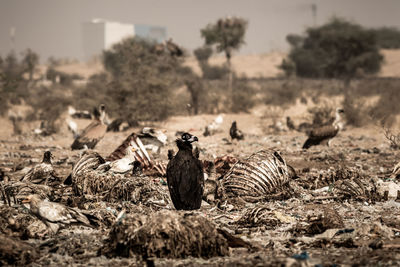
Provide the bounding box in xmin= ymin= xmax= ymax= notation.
xmin=0 ymin=125 xmax=399 ymax=266
xmin=102 ymin=211 xmax=230 ymax=259
xmin=384 ymin=127 xmax=400 ymax=149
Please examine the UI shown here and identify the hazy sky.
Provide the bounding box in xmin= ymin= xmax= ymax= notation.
xmin=1 ymin=0 xmax=400 ymax=62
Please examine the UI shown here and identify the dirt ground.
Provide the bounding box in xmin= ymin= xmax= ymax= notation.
xmin=39 ymin=49 xmax=400 ymax=79
xmin=0 ymin=108 xmax=400 ymax=266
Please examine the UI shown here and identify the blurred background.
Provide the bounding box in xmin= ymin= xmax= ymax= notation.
xmin=1 ymin=0 xmax=400 ymax=137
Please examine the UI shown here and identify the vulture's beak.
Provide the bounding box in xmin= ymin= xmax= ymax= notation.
xmin=189 ymin=135 xmax=199 ymax=143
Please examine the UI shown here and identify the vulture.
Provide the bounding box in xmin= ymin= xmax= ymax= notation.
xmin=22 ymin=194 xmax=92 ymax=234
xmin=229 ymin=121 xmax=244 ymax=141
xmin=71 ymin=104 xmax=108 ymax=150
xmin=165 ymin=38 xmax=183 ymax=57
xmin=302 ymin=108 xmax=345 ymax=149
xmin=286 ymin=116 xmax=296 ymax=131
xmin=203 ymin=114 xmax=224 ymax=136
xmin=166 ymin=133 xmax=204 ymax=210
xmin=20 ymin=151 xmax=59 ymax=185
xmin=108 ymin=147 xmax=138 ymax=174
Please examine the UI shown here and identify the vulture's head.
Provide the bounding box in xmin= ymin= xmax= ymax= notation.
xmin=181 ymin=132 xmax=198 ymax=144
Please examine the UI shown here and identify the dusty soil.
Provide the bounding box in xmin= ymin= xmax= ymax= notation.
xmin=41 ymin=49 xmax=400 ymax=79
xmin=0 ymin=110 xmax=399 ymax=266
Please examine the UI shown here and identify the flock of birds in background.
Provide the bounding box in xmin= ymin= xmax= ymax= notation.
xmin=10 ymin=102 xmax=398 ymax=235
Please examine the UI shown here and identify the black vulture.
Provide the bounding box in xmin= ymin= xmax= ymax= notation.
xmin=166 ymin=133 xmax=204 ymax=210
xmin=229 ymin=121 xmax=244 ymax=141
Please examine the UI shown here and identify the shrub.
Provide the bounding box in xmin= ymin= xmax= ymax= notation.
xmin=263 ymin=79 xmax=303 ymax=107
xmin=26 ymin=85 xmax=72 ymax=133
xmin=102 ymin=37 xmax=185 ymax=121
xmin=231 ymin=78 xmax=255 ymax=113
xmin=283 ymin=17 xmax=383 ymax=79
xmin=201 ymin=64 xmax=230 ymax=80
xmin=370 ymin=27 xmax=400 ymax=49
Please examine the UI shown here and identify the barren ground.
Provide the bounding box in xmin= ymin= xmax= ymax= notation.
xmin=1 ymin=110 xmax=400 ymax=266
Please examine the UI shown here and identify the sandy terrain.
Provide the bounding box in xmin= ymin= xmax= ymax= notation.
xmin=37 ymin=49 xmax=400 ymax=80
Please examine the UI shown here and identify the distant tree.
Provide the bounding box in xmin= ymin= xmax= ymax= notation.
xmin=201 ymin=17 xmax=247 ymax=65
xmin=102 ymin=37 xmax=183 ymax=121
xmin=184 ymin=77 xmax=203 ymax=115
xmin=22 ymin=48 xmax=39 ymax=81
xmin=285 ymin=34 xmax=304 ymax=48
xmin=3 ymin=52 xmax=23 ymax=81
xmin=194 ymin=46 xmax=213 ymax=64
xmin=201 ymin=16 xmax=248 ymax=104
xmin=283 ymin=18 xmax=383 ymax=82
xmin=193 ymin=46 xmax=229 ymax=80
xmin=370 ymin=26 xmax=400 ymax=49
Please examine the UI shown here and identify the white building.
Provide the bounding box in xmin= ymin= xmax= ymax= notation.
xmin=82 ymin=19 xmax=167 ymax=60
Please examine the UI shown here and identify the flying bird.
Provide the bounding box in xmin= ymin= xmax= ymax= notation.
xmin=20 ymin=151 xmax=59 ymax=185
xmin=302 ymin=108 xmax=345 ymax=149
xmin=229 ymin=121 xmax=244 ymax=141
xmin=22 ymin=194 xmax=92 ymax=234
xmin=71 ymin=104 xmax=108 ymax=150
xmin=166 ymin=133 xmax=204 ymax=210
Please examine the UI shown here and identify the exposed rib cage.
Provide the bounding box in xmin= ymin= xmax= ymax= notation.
xmin=71 ymin=151 xmax=105 ymax=180
xmin=332 ymin=176 xmax=381 ymax=201
xmin=220 ymin=150 xmax=291 ymax=202
xmin=106 ymin=133 xmax=151 ymax=166
xmin=105 ymin=132 xmax=166 ymax=176
xmin=237 ymin=206 xmax=280 ymax=227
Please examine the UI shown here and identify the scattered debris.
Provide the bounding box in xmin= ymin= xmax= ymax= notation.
xmin=101 ymin=211 xmax=230 ymax=259
xmin=0 ymin=234 xmax=38 ymax=265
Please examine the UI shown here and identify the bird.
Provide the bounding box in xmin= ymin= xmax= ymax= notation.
xmin=68 ymin=105 xmax=92 ymax=119
xmin=138 ymin=127 xmax=168 ymax=153
xmin=165 ymin=38 xmax=183 ymax=57
xmin=66 ymin=118 xmax=78 ymax=138
xmin=20 ymin=151 xmax=59 ymax=185
xmin=203 ymin=114 xmax=224 ymax=137
xmin=166 ymin=133 xmax=204 ymax=210
xmin=108 ymin=147 xmax=138 ymax=174
xmin=302 ymin=108 xmax=345 ymax=149
xmin=106 ymin=133 xmax=152 ymax=167
xmin=22 ymin=194 xmax=92 ymax=234
xmin=229 ymin=121 xmax=244 ymax=141
xmin=71 ymin=104 xmax=108 ymax=150
xmin=286 ymin=116 xmax=296 ymax=131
